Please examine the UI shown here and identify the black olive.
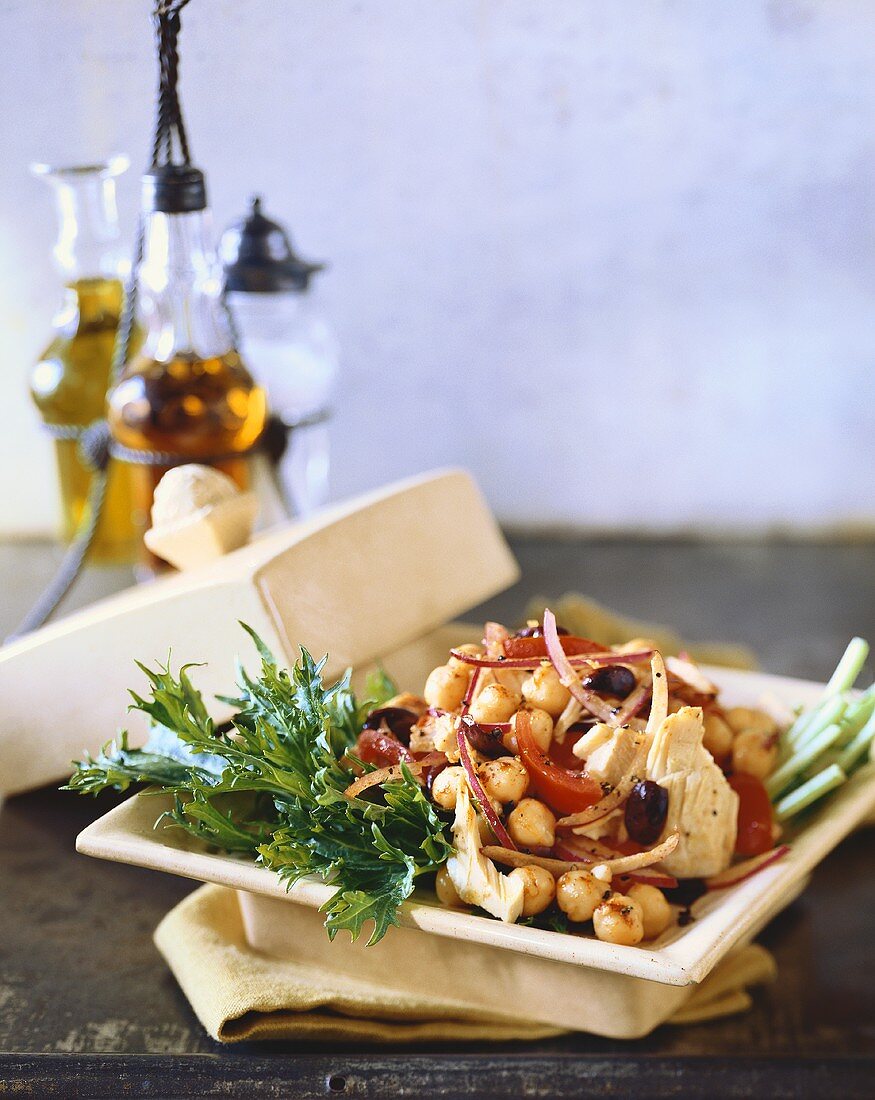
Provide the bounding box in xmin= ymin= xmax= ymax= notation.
xmin=664 ymin=878 xmax=707 ymax=908
xmin=567 ymin=720 xmax=597 ymax=737
xmin=514 ymin=624 xmax=570 ymax=638
xmin=583 ymin=664 xmax=636 ymax=699
xmin=459 ymin=715 xmax=511 ymax=758
xmin=624 ymin=779 xmax=669 ymax=845
xmin=361 ymin=706 xmax=418 ymax=745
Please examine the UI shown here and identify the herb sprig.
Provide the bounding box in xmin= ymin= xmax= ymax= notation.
xmin=65 ymin=627 xmax=452 ymax=944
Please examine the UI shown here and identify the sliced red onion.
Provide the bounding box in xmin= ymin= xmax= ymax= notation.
xmin=461 ymin=666 xmax=482 ymax=714
xmin=613 ymin=676 xmax=652 ymax=725
xmin=344 ymin=752 xmax=446 ymax=799
xmin=705 ymin=845 xmax=790 ymax=890
xmin=480 ymin=846 xmax=583 ymax=875
xmin=554 ymin=837 xmax=610 ymax=862
xmin=583 ymin=831 xmax=679 ymax=875
xmin=542 ymin=609 xmax=617 ymax=724
xmin=448 ymin=647 xmax=653 ymax=671
xmin=614 ymin=869 xmax=680 ymax=890
xmin=456 ymin=727 xmax=517 ymax=850
xmin=554 ymin=839 xmax=679 ymax=888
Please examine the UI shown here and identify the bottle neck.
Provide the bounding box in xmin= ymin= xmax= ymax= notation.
xmin=138 ymin=209 xmax=235 ymax=361
xmin=34 ymin=163 xmax=127 ymax=282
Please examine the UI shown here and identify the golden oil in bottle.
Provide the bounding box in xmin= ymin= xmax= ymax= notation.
xmin=30 ymin=157 xmax=138 ymax=563
xmin=30 ymin=277 xmax=138 ymax=563
xmin=107 ymin=348 xmax=267 ymax=540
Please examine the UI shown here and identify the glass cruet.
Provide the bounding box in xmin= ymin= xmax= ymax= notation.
xmin=29 ymin=156 xmax=138 ymax=563
xmin=106 ymin=165 xmax=267 ymax=552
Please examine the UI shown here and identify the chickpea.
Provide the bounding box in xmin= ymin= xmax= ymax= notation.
xmin=521 ymin=665 xmax=571 ymax=718
xmin=431 ymin=766 xmax=466 ymax=810
xmin=732 ymin=728 xmax=779 ymax=780
xmin=505 ymin=707 xmax=554 ymax=754
xmin=424 ymin=664 xmax=471 ymax=712
xmin=435 ymin=864 xmax=463 ymax=907
xmin=470 ymin=683 xmax=522 ymax=725
xmin=556 ymin=869 xmax=605 ymax=923
xmin=507 ymin=798 xmax=556 ymax=849
xmin=592 ymin=893 xmax=645 ymax=946
xmin=509 ymin=865 xmax=556 ymax=917
xmin=702 ymin=712 xmax=734 ymax=759
xmin=448 ymin=643 xmax=485 ymax=670
xmin=725 ymin=707 xmax=778 ymax=739
xmin=626 ymin=883 xmax=673 ymax=940
xmin=478 ymin=757 xmax=529 ymax=805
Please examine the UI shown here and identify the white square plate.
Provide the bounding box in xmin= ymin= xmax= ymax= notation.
xmin=75 ymin=664 xmax=875 ymax=1036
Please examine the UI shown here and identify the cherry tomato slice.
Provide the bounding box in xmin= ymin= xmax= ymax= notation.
xmin=503 ymin=635 xmax=609 ymax=660
xmin=515 ymin=712 xmax=603 ymax=815
xmin=611 ymin=838 xmax=646 ymax=856
xmin=546 ymin=732 xmax=588 ymax=772
xmin=728 ymin=772 xmax=774 ymax=856
xmin=354 ymin=729 xmax=411 ymax=768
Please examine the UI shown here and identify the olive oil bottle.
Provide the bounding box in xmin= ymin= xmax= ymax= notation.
xmin=107 ymin=166 xmax=266 ymax=555
xmin=30 ymin=159 xmax=138 ymax=562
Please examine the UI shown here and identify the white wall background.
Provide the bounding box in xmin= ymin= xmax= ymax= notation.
xmin=1 ymin=0 xmax=874 ymax=534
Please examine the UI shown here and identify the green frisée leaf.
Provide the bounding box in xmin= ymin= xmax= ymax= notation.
xmin=63 ymin=731 xmax=208 ymax=794
xmin=161 ymin=790 xmax=277 ymax=853
xmin=65 ymin=627 xmax=449 ymax=945
xmin=260 ymin=765 xmax=452 ymax=945
xmin=363 ymin=667 xmax=398 ymax=709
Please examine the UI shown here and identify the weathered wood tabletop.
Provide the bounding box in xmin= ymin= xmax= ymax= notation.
xmin=1 ymin=537 xmax=873 ymax=1098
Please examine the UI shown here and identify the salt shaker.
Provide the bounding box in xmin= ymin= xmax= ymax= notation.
xmin=220 ymin=197 xmax=337 ymax=517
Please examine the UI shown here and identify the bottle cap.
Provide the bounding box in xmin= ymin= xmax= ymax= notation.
xmin=220 ymin=195 xmax=325 ymax=293
xmin=142 ymin=165 xmax=208 ymax=214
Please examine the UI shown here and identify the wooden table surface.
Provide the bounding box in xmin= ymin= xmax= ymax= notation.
xmin=1 ymin=536 xmax=874 ymax=1098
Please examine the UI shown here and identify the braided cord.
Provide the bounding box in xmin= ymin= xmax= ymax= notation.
xmin=8 ymin=1 xmax=193 ymax=642
xmin=152 ymin=1 xmax=193 ymax=168
xmin=8 ymin=470 xmax=110 ymax=641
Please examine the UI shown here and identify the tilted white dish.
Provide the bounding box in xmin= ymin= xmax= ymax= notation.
xmin=76 ymin=650 xmax=875 ymax=1038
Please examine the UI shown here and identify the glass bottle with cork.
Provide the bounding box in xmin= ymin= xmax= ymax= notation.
xmin=30 ymin=157 xmax=139 ymax=563
xmin=107 ymin=164 xmax=267 ymax=557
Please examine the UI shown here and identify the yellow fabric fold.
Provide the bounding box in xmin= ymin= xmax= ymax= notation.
xmin=525 ymin=593 xmax=758 ymax=669
xmin=155 ymin=885 xmax=776 ymax=1044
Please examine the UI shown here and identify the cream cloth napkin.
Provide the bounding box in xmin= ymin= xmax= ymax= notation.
xmin=525 ymin=593 xmax=758 ymax=669
xmin=154 ymin=599 xmax=774 ymax=1044
xmin=155 ymin=885 xmax=776 ymax=1044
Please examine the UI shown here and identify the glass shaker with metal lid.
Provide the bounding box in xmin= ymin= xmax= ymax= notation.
xmin=220 ymin=196 xmax=338 ymax=517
